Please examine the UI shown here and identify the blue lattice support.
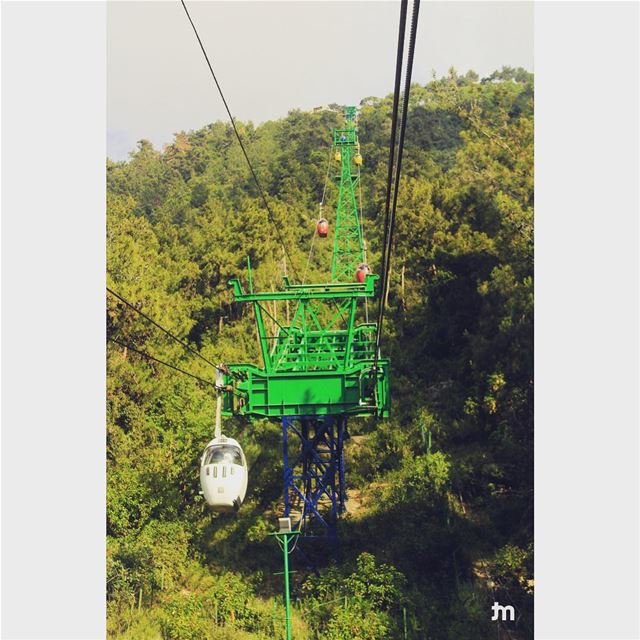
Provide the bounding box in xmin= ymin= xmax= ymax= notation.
xmin=282 ymin=416 xmax=348 ymax=546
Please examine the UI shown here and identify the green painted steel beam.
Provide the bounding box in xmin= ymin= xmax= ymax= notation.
xmin=228 ymin=273 xmax=378 ymax=301
xmin=222 ymin=360 xmax=390 ymax=418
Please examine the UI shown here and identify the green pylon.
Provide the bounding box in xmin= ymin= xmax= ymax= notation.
xmin=220 ymin=105 xmax=390 ymax=420
xmin=331 ymin=107 xmax=365 ymax=282
xmin=271 ymin=529 xmax=300 ymax=640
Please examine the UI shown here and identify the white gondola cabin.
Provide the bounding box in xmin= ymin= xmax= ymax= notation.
xmin=200 ymin=436 xmax=248 ymax=512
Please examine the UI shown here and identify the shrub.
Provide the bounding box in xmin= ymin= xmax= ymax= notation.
xmin=160 ymin=593 xmax=212 ymax=640
xmin=492 ymin=543 xmax=533 ymax=594
xmin=325 ymin=601 xmax=393 ymax=640
xmin=301 ymin=552 xmax=408 ymax=638
xmin=159 ymin=572 xmax=274 ymax=640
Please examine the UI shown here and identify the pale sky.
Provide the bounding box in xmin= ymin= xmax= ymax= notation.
xmin=108 ymin=1 xmax=533 ymax=160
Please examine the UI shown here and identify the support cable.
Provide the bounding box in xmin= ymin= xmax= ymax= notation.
xmin=179 ymin=0 xmax=299 ymax=280
xmin=214 ymin=368 xmax=223 ymax=438
xmin=107 ymin=286 xmax=222 ymax=372
xmin=376 ymin=0 xmax=409 ymax=329
xmin=302 ymin=229 xmax=317 ymax=285
xmin=320 ymin=144 xmax=333 ymax=207
xmin=375 ymin=0 xmax=420 ymax=361
xmin=303 ymin=146 xmax=334 ymax=283
xmin=108 ymin=336 xmax=222 ymax=390
xmin=357 ymin=165 xmax=369 ymax=322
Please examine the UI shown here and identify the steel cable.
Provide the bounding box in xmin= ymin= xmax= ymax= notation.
xmin=180 ymin=0 xmax=299 ymax=280
xmin=107 ymin=286 xmax=222 ymax=372
xmin=108 ymin=336 xmax=221 ymax=390
xmin=373 ymin=0 xmax=409 ymax=359
xmin=375 ymin=0 xmax=420 ymax=361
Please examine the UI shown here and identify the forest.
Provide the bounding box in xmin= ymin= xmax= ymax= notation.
xmin=107 ymin=66 xmax=534 ymax=639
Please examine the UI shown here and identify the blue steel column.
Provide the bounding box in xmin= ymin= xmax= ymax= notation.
xmin=327 ymin=417 xmax=338 ymax=547
xmin=281 ymin=416 xmax=348 ymax=554
xmin=337 ymin=417 xmax=348 ymax=513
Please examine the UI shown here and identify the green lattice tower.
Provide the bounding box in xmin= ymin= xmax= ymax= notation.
xmin=331 ymin=108 xmax=365 ymax=282
xmin=221 ymin=107 xmax=389 ymax=419
xmin=220 ymin=105 xmax=389 ymax=559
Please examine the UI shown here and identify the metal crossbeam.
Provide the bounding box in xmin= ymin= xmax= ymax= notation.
xmin=229 ymin=274 xmax=377 ymax=301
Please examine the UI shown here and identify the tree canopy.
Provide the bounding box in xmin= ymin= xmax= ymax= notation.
xmin=107 ymin=66 xmax=534 ymax=639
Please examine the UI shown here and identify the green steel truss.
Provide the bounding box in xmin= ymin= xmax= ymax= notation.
xmin=221 ymin=108 xmax=389 ymax=420
xmin=331 ymin=117 xmax=365 ymax=282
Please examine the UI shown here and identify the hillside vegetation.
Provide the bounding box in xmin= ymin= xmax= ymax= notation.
xmin=107 ymin=67 xmax=533 ymax=639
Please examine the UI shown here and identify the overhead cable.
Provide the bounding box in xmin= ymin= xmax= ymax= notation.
xmin=377 ymin=0 xmax=409 ymax=305
xmin=108 ymin=336 xmax=221 ymax=390
xmin=180 ymin=0 xmax=299 ymax=280
xmin=375 ymin=0 xmax=420 ymax=361
xmin=107 ymin=286 xmax=221 ymax=372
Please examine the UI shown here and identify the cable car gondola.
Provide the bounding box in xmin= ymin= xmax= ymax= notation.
xmin=200 ymin=435 xmax=248 ymax=512
xmin=316 ymin=218 xmax=329 ymax=237
xmin=355 ymin=263 xmax=371 ymax=283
